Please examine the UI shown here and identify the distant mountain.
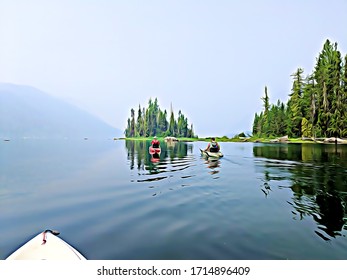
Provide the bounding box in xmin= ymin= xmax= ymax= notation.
xmin=0 ymin=83 xmax=122 ymax=139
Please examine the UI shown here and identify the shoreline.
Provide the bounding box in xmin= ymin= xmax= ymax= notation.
xmin=115 ymin=136 xmax=347 ymax=145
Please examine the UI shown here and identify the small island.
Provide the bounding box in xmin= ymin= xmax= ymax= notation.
xmin=124 ymin=98 xmax=196 ymax=139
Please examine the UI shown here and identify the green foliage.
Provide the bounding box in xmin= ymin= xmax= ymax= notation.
xmin=301 ymin=117 xmax=312 ymax=137
xmin=253 ymin=87 xmax=287 ymax=137
xmin=124 ymin=99 xmax=195 ymax=138
xmin=287 ymin=68 xmax=304 ymax=137
xmin=253 ymin=39 xmax=347 ymax=139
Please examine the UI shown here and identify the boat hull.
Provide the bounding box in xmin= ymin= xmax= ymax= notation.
xmin=6 ymin=231 xmax=86 ymax=260
xmin=200 ymin=149 xmax=223 ymax=158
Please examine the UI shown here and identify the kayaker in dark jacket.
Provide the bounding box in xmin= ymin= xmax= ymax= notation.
xmin=204 ymin=137 xmax=220 ymax=152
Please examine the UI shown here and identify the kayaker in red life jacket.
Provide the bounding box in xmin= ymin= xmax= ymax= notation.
xmin=204 ymin=137 xmax=220 ymax=152
xmin=151 ymin=136 xmax=160 ymax=148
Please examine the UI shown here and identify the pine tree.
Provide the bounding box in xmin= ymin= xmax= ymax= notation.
xmin=136 ymin=105 xmax=144 ymax=137
xmin=125 ymin=118 xmax=131 ymax=137
xmin=168 ymin=103 xmax=176 ymax=136
xmin=302 ymin=74 xmax=317 ymax=138
xmin=328 ymin=49 xmax=343 ymax=137
xmin=314 ymin=40 xmax=342 ymax=137
xmin=261 ymin=86 xmax=270 ymax=135
xmin=130 ymin=108 xmax=136 ymax=137
xmin=252 ymin=113 xmax=260 ymax=136
xmin=341 ymin=55 xmax=347 ymax=136
xmin=287 ymin=68 xmax=304 ymax=137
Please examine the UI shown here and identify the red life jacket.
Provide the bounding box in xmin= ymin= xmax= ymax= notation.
xmin=151 ymin=139 xmax=160 ymax=148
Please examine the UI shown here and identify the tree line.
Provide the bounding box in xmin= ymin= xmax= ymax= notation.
xmin=124 ymin=98 xmax=196 ymax=138
xmin=253 ymin=39 xmax=347 ymax=138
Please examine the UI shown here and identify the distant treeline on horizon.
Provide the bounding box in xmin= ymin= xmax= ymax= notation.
xmin=124 ymin=98 xmax=196 ymax=138
xmin=253 ymin=39 xmax=347 ymax=139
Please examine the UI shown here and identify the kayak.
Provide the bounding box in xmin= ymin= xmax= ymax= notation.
xmin=149 ymin=146 xmax=161 ymax=154
xmin=151 ymin=157 xmax=160 ymax=163
xmin=200 ymin=148 xmax=223 ymax=158
xmin=6 ymin=230 xmax=86 ymax=260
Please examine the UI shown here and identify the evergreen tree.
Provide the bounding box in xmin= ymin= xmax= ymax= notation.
xmin=302 ymin=74 xmax=317 ymax=138
xmin=168 ymin=107 xmax=176 ymax=136
xmin=252 ymin=113 xmax=260 ymax=136
xmin=125 ymin=118 xmax=131 ymax=137
xmin=188 ymin=124 xmax=195 ymax=138
xmin=314 ymin=39 xmax=342 ymax=137
xmin=130 ymin=108 xmax=136 ymax=137
xmin=341 ymin=55 xmax=347 ymax=136
xmin=260 ymin=86 xmax=270 ymax=135
xmin=287 ymin=68 xmax=304 ymax=137
xmin=278 ymin=101 xmax=287 ymax=136
xmin=136 ymin=105 xmax=144 ymax=137
xmin=177 ymin=110 xmax=188 ymax=137
xmin=328 ymin=49 xmax=343 ymax=137
xmin=157 ymin=109 xmax=168 ymax=136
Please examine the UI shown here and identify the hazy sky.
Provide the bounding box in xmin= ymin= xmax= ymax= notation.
xmin=1 ymin=0 xmax=346 ymax=137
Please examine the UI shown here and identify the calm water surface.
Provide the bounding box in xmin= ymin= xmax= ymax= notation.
xmin=1 ymin=139 xmax=347 ymax=259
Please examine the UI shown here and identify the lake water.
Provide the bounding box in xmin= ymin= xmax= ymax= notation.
xmin=1 ymin=139 xmax=347 ymax=260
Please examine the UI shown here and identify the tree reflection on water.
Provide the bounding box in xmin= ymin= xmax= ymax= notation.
xmin=253 ymin=143 xmax=347 ymax=241
xmin=125 ymin=139 xmax=193 ymax=176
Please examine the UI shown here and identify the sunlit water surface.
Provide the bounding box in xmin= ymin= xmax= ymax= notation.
xmin=1 ymin=139 xmax=347 ymax=259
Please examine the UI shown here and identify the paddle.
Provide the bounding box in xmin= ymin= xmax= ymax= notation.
xmin=200 ymin=148 xmax=210 ymax=158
